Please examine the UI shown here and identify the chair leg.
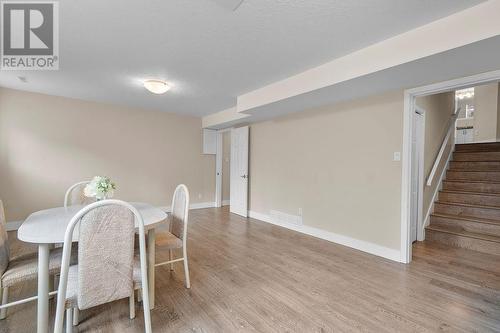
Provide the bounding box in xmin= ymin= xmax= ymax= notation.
xmin=183 ymin=257 xmax=190 ymax=289
xmin=140 ymin=286 xmax=152 ymax=333
xmin=53 ymin=274 xmax=59 ymax=291
xmin=66 ymin=308 xmax=73 ymax=333
xmin=72 ymin=308 xmax=79 ymax=326
xmin=49 ymin=274 xmax=54 ymax=293
xmin=49 ymin=274 xmax=58 ymax=307
xmin=129 ymin=292 xmax=135 ymax=319
xmin=169 ymin=249 xmax=174 ymax=271
xmin=0 ymin=286 xmax=9 ymax=319
xmin=137 ymin=288 xmax=142 ymax=302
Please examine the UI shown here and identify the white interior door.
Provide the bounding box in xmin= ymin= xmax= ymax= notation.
xmin=230 ymin=126 xmax=249 ymax=217
xmin=215 ymin=131 xmax=223 ymax=207
xmin=410 ymin=110 xmax=424 ymax=242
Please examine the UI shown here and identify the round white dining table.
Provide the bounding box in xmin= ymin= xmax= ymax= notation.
xmin=18 ymin=202 xmax=167 ymax=333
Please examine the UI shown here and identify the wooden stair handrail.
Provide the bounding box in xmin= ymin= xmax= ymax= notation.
xmin=426 ymin=108 xmax=460 ymax=187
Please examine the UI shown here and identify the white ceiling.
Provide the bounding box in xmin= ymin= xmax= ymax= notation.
xmin=0 ymin=0 xmax=486 ymax=116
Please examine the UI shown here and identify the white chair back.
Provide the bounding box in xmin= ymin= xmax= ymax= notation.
xmin=170 ymin=184 xmax=189 ymax=244
xmin=64 ymin=181 xmax=91 ymax=209
xmin=77 ymin=205 xmax=134 ymax=309
xmin=0 ymin=200 xmax=9 ymax=276
xmin=54 ymin=200 xmax=151 ymax=333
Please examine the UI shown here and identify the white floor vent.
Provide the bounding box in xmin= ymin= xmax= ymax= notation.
xmin=270 ymin=210 xmax=303 ymax=226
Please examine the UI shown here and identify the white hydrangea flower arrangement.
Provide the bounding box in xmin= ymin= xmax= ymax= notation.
xmin=84 ymin=176 xmax=116 ymax=200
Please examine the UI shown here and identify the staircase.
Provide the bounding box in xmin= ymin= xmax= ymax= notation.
xmin=426 ymin=142 xmax=500 ymax=255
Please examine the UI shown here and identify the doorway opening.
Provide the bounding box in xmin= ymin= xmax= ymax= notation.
xmin=215 ymin=126 xmax=250 ymax=217
xmin=410 ymin=108 xmax=425 ymax=244
xmin=455 ymin=88 xmax=475 ymax=144
xmin=401 ymin=70 xmax=500 ymax=263
xmin=454 ymin=83 xmax=500 ymax=145
xmin=221 ymin=131 xmax=231 ymax=207
xmin=215 ymin=128 xmax=231 ymax=208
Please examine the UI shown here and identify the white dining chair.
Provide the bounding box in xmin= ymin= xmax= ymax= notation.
xmin=133 ymin=184 xmax=190 ymax=298
xmin=0 ymin=199 xmax=76 ymax=319
xmin=53 ymin=199 xmax=151 ymax=333
xmin=156 ymin=184 xmax=190 ymax=287
xmin=63 ymin=181 xmax=91 ymax=209
xmin=58 ymin=181 xmax=90 ymax=254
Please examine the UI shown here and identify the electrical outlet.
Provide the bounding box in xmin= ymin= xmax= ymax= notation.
xmin=198 ymin=193 xmax=202 ymax=199
xmin=393 ymin=152 xmax=401 ymax=161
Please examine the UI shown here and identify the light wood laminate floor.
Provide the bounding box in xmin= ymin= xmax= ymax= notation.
xmin=1 ymin=206 xmax=499 ymax=332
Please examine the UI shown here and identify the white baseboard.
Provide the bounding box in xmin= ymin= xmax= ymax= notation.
xmin=248 ymin=211 xmax=402 ymax=263
xmin=161 ymin=201 xmax=216 ymax=213
xmin=248 ymin=211 xmax=271 ymax=223
xmin=462 ymin=139 xmax=500 ymax=144
xmin=222 ymin=199 xmax=230 ymax=206
xmin=190 ymin=202 xmax=216 ymax=210
xmin=6 ymin=221 xmax=22 ymax=232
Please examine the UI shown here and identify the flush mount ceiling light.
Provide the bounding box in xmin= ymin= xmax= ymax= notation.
xmin=143 ymin=79 xmax=170 ymax=94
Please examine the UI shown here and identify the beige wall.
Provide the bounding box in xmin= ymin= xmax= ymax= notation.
xmin=474 ymin=83 xmax=499 ymax=142
xmin=0 ymin=88 xmax=215 ymax=221
xmin=249 ymin=91 xmax=404 ymax=250
xmin=455 ymin=117 xmax=473 ymax=128
xmin=416 ymin=92 xmax=455 ymax=217
xmin=222 ymin=131 xmax=231 ymax=202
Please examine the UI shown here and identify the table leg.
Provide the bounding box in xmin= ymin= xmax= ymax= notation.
xmin=48 ymin=244 xmax=54 ymax=297
xmin=38 ymin=244 xmax=49 ymax=333
xmin=147 ymin=229 xmax=155 ymax=309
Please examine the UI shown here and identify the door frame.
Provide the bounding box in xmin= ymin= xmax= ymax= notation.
xmin=411 ymin=107 xmax=426 ymax=243
xmin=215 ymin=128 xmax=232 ymax=208
xmin=400 ymin=69 xmax=500 ymax=263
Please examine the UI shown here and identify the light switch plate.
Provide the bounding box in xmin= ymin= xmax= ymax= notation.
xmin=393 ymin=152 xmax=401 ymax=161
